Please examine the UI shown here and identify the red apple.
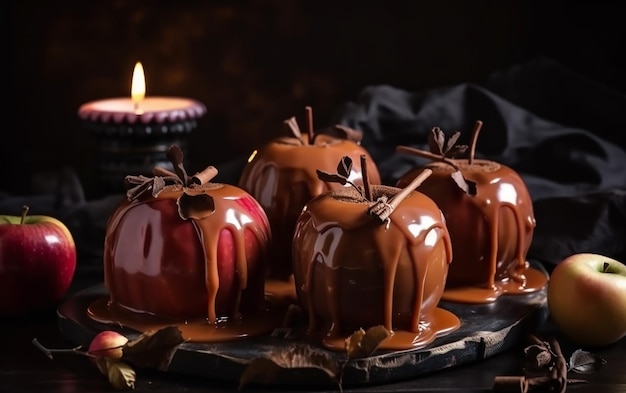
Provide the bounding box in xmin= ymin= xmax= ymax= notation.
xmin=548 ymin=253 xmax=626 ymax=347
xmin=292 ymin=156 xmax=459 ymax=351
xmin=396 ymin=121 xmax=547 ymax=303
xmin=88 ymin=330 xmax=129 ymax=359
xmin=0 ymin=205 xmax=77 ymax=315
xmin=239 ymin=107 xmax=381 ymax=281
xmin=103 ymin=145 xmax=271 ymax=325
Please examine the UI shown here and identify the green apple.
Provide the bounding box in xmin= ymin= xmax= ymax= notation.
xmin=547 ymin=253 xmax=626 ymax=347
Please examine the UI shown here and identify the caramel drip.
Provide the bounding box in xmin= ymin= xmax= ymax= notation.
xmin=193 ymin=213 xmax=254 ymax=323
xmin=480 ymin=190 xmax=533 ymax=289
xmin=390 ymin=211 xmax=452 ymax=332
xmin=372 ymin=222 xmax=449 ymax=333
xmin=409 ymin=242 xmax=427 ymax=330
xmin=324 ymin=253 xmax=341 ymax=336
xmin=103 ymin=184 xmax=270 ymax=323
xmin=484 ymin=192 xmax=500 ymax=289
xmin=239 ymin=136 xmax=381 ymax=279
xmin=302 ymin=242 xmax=318 ymax=334
xmin=457 ymin=162 xmax=534 ymax=289
xmin=398 ymin=160 xmax=546 ymax=303
xmin=379 ymin=235 xmax=403 ymax=331
xmin=294 ymin=186 xmax=453 ymax=342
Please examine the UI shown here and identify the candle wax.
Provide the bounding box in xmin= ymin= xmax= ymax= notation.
xmin=78 ymin=97 xmax=206 ymax=125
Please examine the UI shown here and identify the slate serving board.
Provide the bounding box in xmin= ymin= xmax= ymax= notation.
xmin=57 ymin=273 xmax=548 ymax=388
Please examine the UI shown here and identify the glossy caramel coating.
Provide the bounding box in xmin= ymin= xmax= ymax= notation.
xmin=292 ymin=185 xmax=458 ymax=350
xmin=396 ymin=160 xmax=546 ymax=303
xmin=239 ymin=134 xmax=381 ymax=280
xmin=103 ymin=183 xmax=271 ymax=323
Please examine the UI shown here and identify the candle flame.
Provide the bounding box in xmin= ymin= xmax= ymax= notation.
xmin=131 ymin=62 xmax=146 ymax=106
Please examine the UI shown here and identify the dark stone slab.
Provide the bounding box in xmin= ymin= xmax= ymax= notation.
xmin=57 ymin=278 xmax=547 ymax=387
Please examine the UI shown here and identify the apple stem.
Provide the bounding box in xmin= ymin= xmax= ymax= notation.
xmin=305 ymin=106 xmax=314 ymax=144
xmin=603 ymin=262 xmax=610 ymax=273
xmin=32 ymin=338 xmax=87 ymax=360
xmin=360 ymin=154 xmax=372 ymax=201
xmin=20 ymin=205 xmax=29 ymax=225
xmin=468 ymin=120 xmax=483 ymax=165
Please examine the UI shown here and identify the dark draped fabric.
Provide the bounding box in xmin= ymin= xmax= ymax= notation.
xmin=2 ymin=57 xmax=625 ymax=274
xmin=332 ymin=57 xmax=626 ymax=269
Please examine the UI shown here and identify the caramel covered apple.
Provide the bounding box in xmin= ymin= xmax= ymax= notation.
xmin=89 ymin=145 xmax=277 ymax=342
xmin=395 ymin=121 xmax=548 ymax=303
xmin=292 ymin=156 xmax=460 ymax=351
xmin=238 ymin=107 xmax=381 ymax=281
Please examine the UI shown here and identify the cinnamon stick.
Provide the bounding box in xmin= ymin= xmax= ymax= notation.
xmin=396 ymin=145 xmax=460 ymax=171
xmin=191 ymin=166 xmax=219 ymax=185
xmin=360 ymin=154 xmax=372 ymax=201
xmin=369 ymin=169 xmax=432 ymax=223
xmin=493 ymin=376 xmax=528 ymax=393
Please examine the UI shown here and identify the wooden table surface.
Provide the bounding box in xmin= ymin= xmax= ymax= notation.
xmin=2 ymin=270 xmax=625 ymax=393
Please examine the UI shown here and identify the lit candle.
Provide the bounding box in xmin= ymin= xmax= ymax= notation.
xmin=131 ymin=61 xmax=145 ymax=113
xmin=78 ymin=62 xmax=206 ymax=196
xmin=78 ymin=62 xmax=206 ymax=124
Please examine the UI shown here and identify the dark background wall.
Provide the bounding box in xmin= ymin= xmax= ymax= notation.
xmin=6 ymin=1 xmax=625 ymax=199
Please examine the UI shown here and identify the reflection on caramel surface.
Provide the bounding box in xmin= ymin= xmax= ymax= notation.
xmin=397 ymin=160 xmax=548 ymax=303
xmin=238 ymin=133 xmax=381 ymax=280
xmin=442 ymin=266 xmax=549 ymax=303
xmin=322 ymin=308 xmax=460 ymax=351
xmin=292 ymin=185 xmax=460 ymax=351
xmin=87 ymin=295 xmax=288 ymax=343
xmin=103 ymin=183 xmax=271 ymax=328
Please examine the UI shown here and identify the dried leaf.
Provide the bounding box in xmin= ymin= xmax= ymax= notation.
xmin=125 ymin=179 xmax=153 ymax=201
xmin=106 ymin=360 xmax=136 ymax=390
xmin=177 ymin=193 xmax=216 ymax=220
xmin=125 ymin=174 xmax=152 ymax=185
xmin=428 ymin=127 xmax=445 ymax=155
xmin=122 ymin=326 xmax=185 ymax=371
xmin=316 ymin=170 xmax=348 ymax=185
xmin=151 ymin=176 xmax=166 ymax=197
xmin=268 ymin=345 xmax=340 ymax=374
xmin=124 ymin=173 xmax=179 ymax=201
xmin=445 ymin=144 xmax=469 ymax=158
xmin=450 ymin=171 xmax=477 ymax=196
xmin=345 ymin=325 xmax=392 ymax=360
xmin=524 ymin=343 xmax=554 ymax=371
xmin=316 ymin=156 xmax=368 ymax=201
xmin=283 ymin=117 xmax=302 ymax=139
xmin=239 ymin=345 xmax=340 ymax=390
xmin=444 ymin=131 xmax=462 ymax=153
xmin=337 ymin=156 xmax=353 ymax=178
xmin=568 ymin=349 xmax=607 ymax=374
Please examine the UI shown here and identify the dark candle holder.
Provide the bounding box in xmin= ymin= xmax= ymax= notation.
xmin=78 ymin=98 xmax=206 ymax=196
